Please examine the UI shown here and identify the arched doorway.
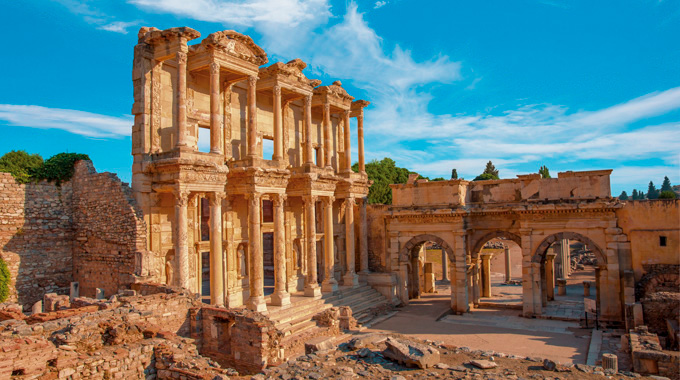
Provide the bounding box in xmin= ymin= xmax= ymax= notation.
xmin=470 ymin=231 xmax=523 ymax=309
xmin=398 ymin=234 xmax=457 ymax=306
xmin=533 ymin=232 xmax=606 ymax=321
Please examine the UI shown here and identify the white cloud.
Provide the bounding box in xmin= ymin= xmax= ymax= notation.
xmin=98 ymin=20 xmax=140 ymax=34
xmin=374 ymin=1 xmax=387 ymax=9
xmin=0 ymin=105 xmax=131 ymax=138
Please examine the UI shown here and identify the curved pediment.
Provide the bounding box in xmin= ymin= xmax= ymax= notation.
xmin=199 ymin=30 xmax=268 ymax=66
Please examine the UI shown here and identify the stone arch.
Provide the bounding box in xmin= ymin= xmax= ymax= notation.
xmin=398 ymin=234 xmax=455 ymax=264
xmin=532 ymin=231 xmax=606 ymax=265
xmin=636 ymin=264 xmax=680 ymax=301
xmin=471 ymin=230 xmax=522 ymax=257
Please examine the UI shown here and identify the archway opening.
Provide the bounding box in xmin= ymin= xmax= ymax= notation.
xmin=474 ymin=236 xmax=523 ymax=309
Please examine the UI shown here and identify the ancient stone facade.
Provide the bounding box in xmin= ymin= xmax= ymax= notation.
xmin=365 ymin=171 xmax=680 ymax=325
xmin=130 ymin=27 xmax=371 ymax=312
xmin=0 ymin=161 xmax=149 ymax=308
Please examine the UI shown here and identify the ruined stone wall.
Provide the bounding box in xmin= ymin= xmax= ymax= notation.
xmin=0 ymin=173 xmax=73 ymax=309
xmin=366 ymin=205 xmax=388 ymax=273
xmin=71 ymin=160 xmax=149 ymax=298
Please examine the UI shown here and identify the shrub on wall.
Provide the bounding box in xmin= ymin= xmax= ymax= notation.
xmin=0 ymin=150 xmax=44 ymax=184
xmin=0 ymin=256 xmax=10 ymax=303
xmin=0 ymin=151 xmax=90 ymax=185
xmin=31 ymin=153 xmax=90 ymax=185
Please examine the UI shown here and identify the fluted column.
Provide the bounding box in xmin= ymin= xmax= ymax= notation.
xmin=304 ymin=95 xmax=314 ymax=165
xmin=273 ymin=85 xmax=283 ymax=162
xmin=357 ymin=112 xmax=365 ymax=173
xmin=209 ymin=192 xmax=225 ymax=306
xmin=322 ymin=103 xmax=331 ymax=168
xmin=343 ymin=110 xmax=352 ymax=172
xmin=247 ymin=193 xmax=266 ymax=312
xmin=303 ymin=195 xmax=321 ymax=297
xmin=480 ymin=253 xmax=492 ymax=298
xmin=545 ymin=252 xmax=556 ymax=302
xmin=504 ymin=246 xmax=511 ymax=283
xmin=209 ymin=63 xmax=222 ymax=154
xmin=322 ymin=196 xmax=338 ymax=292
xmin=358 ymin=198 xmax=369 ymax=273
xmin=173 ymin=190 xmax=189 ymax=289
xmin=271 ymin=194 xmax=291 ymax=307
xmin=175 ymin=51 xmax=188 ymax=148
xmin=441 ymin=249 xmax=449 ymax=283
xmin=247 ymin=75 xmax=258 ymax=158
xmin=343 ymin=197 xmax=358 ymax=286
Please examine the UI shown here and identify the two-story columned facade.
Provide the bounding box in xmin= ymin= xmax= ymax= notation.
xmin=131 ymin=27 xmax=371 ymax=312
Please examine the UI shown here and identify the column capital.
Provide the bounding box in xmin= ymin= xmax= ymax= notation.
xmin=357 ymin=113 xmax=364 ymax=122
xmin=323 ymin=103 xmax=331 ymax=113
xmin=322 ymin=196 xmax=335 ymax=206
xmin=344 ymin=197 xmax=355 ymax=207
xmin=302 ymin=194 xmax=318 ymax=205
xmin=209 ymin=62 xmax=220 ymax=75
xmin=272 ymin=193 xmax=287 ymax=207
xmin=304 ymin=94 xmax=312 ymax=106
xmin=248 ymin=75 xmax=258 ymax=86
xmin=210 ymin=192 xmax=226 ymax=206
xmin=176 ymin=51 xmax=187 ymax=64
xmin=273 ymin=84 xmax=281 ymax=96
xmin=174 ymin=190 xmax=190 ymax=206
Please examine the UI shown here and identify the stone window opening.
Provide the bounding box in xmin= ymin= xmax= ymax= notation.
xmin=215 ymin=316 xmax=235 ymax=354
xmin=659 ymin=236 xmax=667 ymax=247
xmin=197 ymin=125 xmax=211 ymax=153
xmin=314 ymin=146 xmax=321 ymax=166
xmin=262 ymin=136 xmax=274 ymax=160
xmin=200 ymin=198 xmax=210 ymax=241
xmin=262 ymin=200 xmax=273 ymax=224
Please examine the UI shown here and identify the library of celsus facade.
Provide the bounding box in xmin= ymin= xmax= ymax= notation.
xmin=130 ymin=27 xmax=371 ymax=312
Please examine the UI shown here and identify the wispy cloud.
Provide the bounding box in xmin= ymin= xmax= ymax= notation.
xmin=0 ymin=105 xmax=131 ymax=138
xmin=97 ymin=20 xmax=140 ymax=34
xmin=55 ymin=0 xmax=139 ymax=34
xmin=374 ymin=1 xmax=387 ymax=9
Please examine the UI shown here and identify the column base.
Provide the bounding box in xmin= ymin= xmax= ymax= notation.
xmin=441 ymin=279 xmax=450 ymax=284
xmin=304 ymin=283 xmax=322 ymax=298
xmin=270 ymin=291 xmax=291 ymax=308
xmin=247 ymin=295 xmax=267 ymax=313
xmin=343 ymin=273 xmax=359 ymax=287
xmin=322 ymin=278 xmax=338 ymax=293
xmin=225 ymin=291 xmax=243 ymax=308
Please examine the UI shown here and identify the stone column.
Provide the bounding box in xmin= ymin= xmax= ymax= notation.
xmin=357 ymin=112 xmax=365 ymax=173
xmin=209 ymin=62 xmax=222 ymax=154
xmin=560 ymin=239 xmax=570 ymax=278
xmin=303 ymin=195 xmax=321 ymax=297
xmin=247 ymin=75 xmax=258 ymax=159
xmin=343 ymin=110 xmax=351 ymax=172
xmin=480 ymin=253 xmax=492 ymax=298
xmin=273 ymin=84 xmax=283 ymax=162
xmin=545 ymin=253 xmax=556 ymax=301
xmin=504 ymin=246 xmax=511 ymax=283
xmin=247 ymin=193 xmax=266 ymax=312
xmin=322 ymin=103 xmax=331 ymax=168
xmin=209 ymin=192 xmax=225 ymax=306
xmin=173 ymin=190 xmax=189 ymax=289
xmin=472 ymin=259 xmax=480 ymax=306
xmin=343 ymin=197 xmax=358 ymax=286
xmin=441 ymin=249 xmax=449 ymax=283
xmin=175 ymin=51 xmax=188 ymax=148
xmin=466 ymin=264 xmax=475 ymax=308
xmin=271 ymin=194 xmax=291 ymax=307
xmin=358 ymin=198 xmax=369 ymax=273
xmin=304 ymin=95 xmax=314 ymax=165
xmin=322 ymin=196 xmax=338 ymax=292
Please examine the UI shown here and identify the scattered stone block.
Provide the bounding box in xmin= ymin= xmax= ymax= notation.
xmin=469 ymin=360 xmax=498 ymax=369
xmin=69 ymin=282 xmax=79 ymax=300
xmin=305 ymin=336 xmax=336 ymax=355
xmin=543 ymin=358 xmax=557 ymax=371
xmin=382 ymin=337 xmax=440 ymax=369
xmin=31 ymin=301 xmax=42 ymax=315
xmin=95 ymin=288 xmax=105 ymax=299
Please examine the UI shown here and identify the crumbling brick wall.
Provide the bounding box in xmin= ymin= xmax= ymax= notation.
xmin=0 ymin=173 xmax=74 ymax=309
xmin=71 ymin=160 xmax=150 ymax=298
xmin=367 ymin=205 xmax=388 ymax=272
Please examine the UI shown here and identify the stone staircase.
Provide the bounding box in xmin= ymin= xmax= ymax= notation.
xmin=267 ymin=283 xmax=391 ymax=338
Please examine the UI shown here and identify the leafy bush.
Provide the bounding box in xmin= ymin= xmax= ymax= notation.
xmin=474 ymin=161 xmax=500 ymax=181
xmin=474 ymin=172 xmax=499 ymax=181
xmin=352 ymin=158 xmax=411 ymax=204
xmin=659 ymin=190 xmax=677 ymax=199
xmin=30 ymin=153 xmax=90 ymax=185
xmin=0 ymin=256 xmax=10 ymax=303
xmin=0 ymin=150 xmax=43 ymax=184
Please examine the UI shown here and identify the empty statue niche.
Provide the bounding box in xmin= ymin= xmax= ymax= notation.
xmin=262 ymin=199 xmax=275 ymax=296
xmin=215 ymin=316 xmax=236 ymax=354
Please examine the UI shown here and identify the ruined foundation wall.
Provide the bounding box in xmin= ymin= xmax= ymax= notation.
xmin=71 ymin=160 xmax=149 ymax=298
xmin=0 ymin=173 xmax=73 ymax=309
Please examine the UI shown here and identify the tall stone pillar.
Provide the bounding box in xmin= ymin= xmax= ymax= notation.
xmin=343 ymin=197 xmax=358 ymax=286
xmin=246 ymin=75 xmax=258 ymax=158
xmin=271 ymin=194 xmax=291 ymax=307
xmin=343 ymin=111 xmax=352 ymax=172
xmin=303 ymin=195 xmax=321 ymax=297
xmin=358 ymin=198 xmax=369 ymax=273
xmin=466 ymin=264 xmax=475 ymax=308
xmin=480 ymin=253 xmax=492 ymax=298
xmin=322 ymin=196 xmax=338 ymax=292
xmin=545 ymin=253 xmax=556 ymax=301
xmin=273 ymin=85 xmax=283 ymax=161
xmin=322 ymin=103 xmax=331 ymax=168
xmin=472 ymin=259 xmax=480 ymax=306
xmin=441 ymin=249 xmax=449 ymax=283
xmin=304 ymin=95 xmax=314 ymax=165
xmin=173 ymin=190 xmax=189 ymax=289
xmin=357 ymin=113 xmax=365 ymax=173
xmin=209 ymin=192 xmax=225 ymax=306
xmin=560 ymin=239 xmax=570 ymax=278
xmin=209 ymin=62 xmax=222 ymax=154
xmin=247 ymin=193 xmax=266 ymax=312
xmin=504 ymin=246 xmax=511 ymax=283
xmin=175 ymin=51 xmax=188 ymax=148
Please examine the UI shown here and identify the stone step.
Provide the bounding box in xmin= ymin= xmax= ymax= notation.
xmin=326 ymin=287 xmax=379 ymax=306
xmin=333 ymin=289 xmax=384 ymax=310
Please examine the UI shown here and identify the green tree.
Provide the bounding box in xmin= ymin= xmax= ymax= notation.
xmin=661 ymin=176 xmax=673 ymax=193
xmin=31 ymin=152 xmax=90 ymax=185
xmin=352 ymin=158 xmax=411 ymax=204
xmin=619 ymin=191 xmax=628 ymax=200
xmin=0 ymin=150 xmax=43 ymax=183
xmin=431 ymin=177 xmax=445 ymax=181
xmin=538 ymin=165 xmax=551 ymax=178
xmin=659 ymin=190 xmax=677 ymax=199
xmin=647 ymin=181 xmax=659 ymax=200
xmin=474 ymin=161 xmax=500 ymax=181
xmin=0 ymin=256 xmax=9 ymax=303
xmin=632 ymin=189 xmax=639 ymax=200
xmin=451 ymin=169 xmax=458 ymax=180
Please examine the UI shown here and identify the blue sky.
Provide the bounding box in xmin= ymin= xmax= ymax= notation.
xmin=1 ymin=0 xmax=679 ymax=195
